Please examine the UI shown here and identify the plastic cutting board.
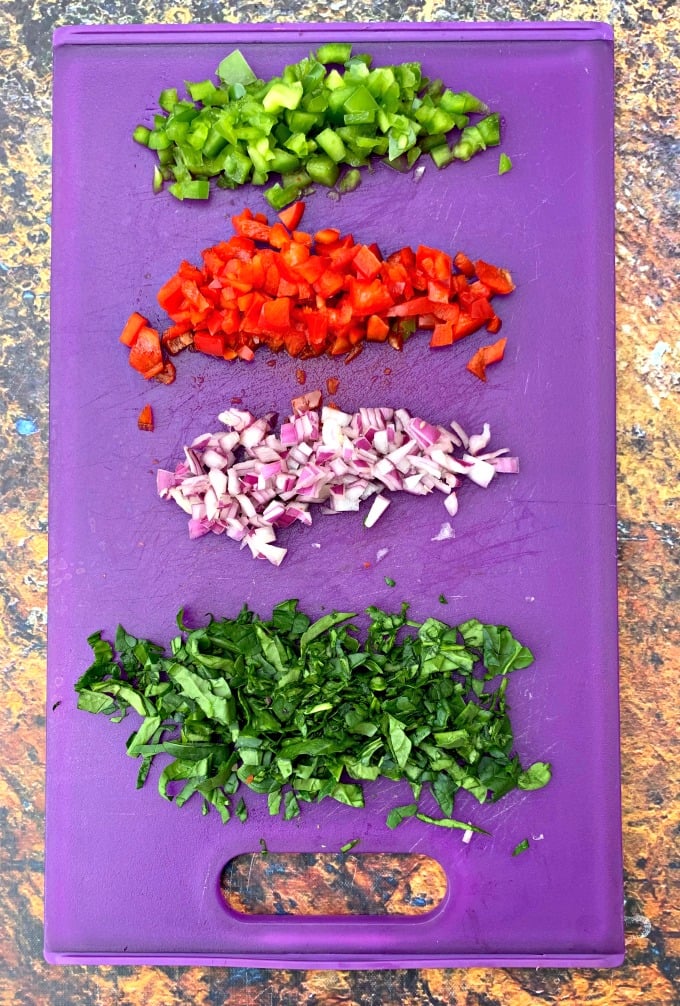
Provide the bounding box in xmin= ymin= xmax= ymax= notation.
xmin=45 ymin=21 xmax=623 ymax=968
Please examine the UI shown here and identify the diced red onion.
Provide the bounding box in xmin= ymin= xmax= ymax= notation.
xmin=159 ymin=396 xmax=517 ymax=565
xmin=364 ymin=494 xmax=391 ymax=528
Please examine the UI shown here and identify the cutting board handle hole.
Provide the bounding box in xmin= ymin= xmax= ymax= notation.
xmin=220 ymin=852 xmax=447 ymax=917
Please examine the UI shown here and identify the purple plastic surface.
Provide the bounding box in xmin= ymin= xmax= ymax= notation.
xmin=45 ymin=22 xmax=622 ymax=968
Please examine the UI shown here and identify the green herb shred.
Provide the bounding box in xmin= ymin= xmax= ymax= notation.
xmin=513 ymin=838 xmax=530 ymax=856
xmin=75 ymin=600 xmax=551 ymax=832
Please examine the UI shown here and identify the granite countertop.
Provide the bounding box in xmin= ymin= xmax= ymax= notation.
xmin=1 ymin=2 xmax=678 ymax=1003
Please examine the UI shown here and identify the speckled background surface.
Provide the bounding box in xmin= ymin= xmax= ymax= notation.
xmin=1 ymin=0 xmax=678 ymax=1003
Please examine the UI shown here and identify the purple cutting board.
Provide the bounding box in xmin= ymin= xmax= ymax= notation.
xmin=45 ymin=22 xmax=622 ymax=968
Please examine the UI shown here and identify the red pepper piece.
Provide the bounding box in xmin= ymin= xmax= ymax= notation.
xmin=386 ymin=296 xmax=433 ymax=318
xmin=453 ymin=252 xmax=475 ymax=278
xmin=278 ymin=200 xmax=306 ymax=231
xmin=194 ymin=332 xmax=226 ymax=357
xmin=416 ymin=245 xmax=452 ymax=284
xmin=232 ymin=214 xmax=272 ymax=244
xmin=268 ymin=222 xmax=291 ymax=249
xmin=157 ymin=274 xmax=185 ymax=315
xmin=452 ymin=313 xmax=485 ymax=342
xmin=429 ymin=322 xmax=454 ymax=348
xmin=349 ymin=278 xmax=394 ymax=317
xmin=353 ymin=244 xmax=383 ymax=280
xmin=260 ymin=297 xmax=292 ymax=331
xmin=314 ymin=227 xmax=341 ymax=245
xmin=466 ymin=336 xmax=508 ymax=381
xmin=137 ymin=404 xmax=154 ymax=431
xmin=474 ymin=260 xmax=515 ymax=295
xmin=128 ymin=326 xmax=163 ymax=375
xmin=366 ymin=315 xmax=390 ymax=342
xmin=120 ymin=311 xmax=148 ymax=347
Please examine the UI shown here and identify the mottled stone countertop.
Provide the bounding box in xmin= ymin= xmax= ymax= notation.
xmin=0 ymin=1 xmax=678 ymax=1003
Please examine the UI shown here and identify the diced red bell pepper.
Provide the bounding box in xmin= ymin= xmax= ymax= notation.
xmin=387 ymin=296 xmax=434 ymax=318
xmin=120 ymin=311 xmax=148 ymax=347
xmin=474 ymin=260 xmax=515 ymax=295
xmin=260 ymin=297 xmax=292 ymax=331
xmin=366 ymin=315 xmax=390 ymax=342
xmin=429 ymin=322 xmax=454 ymax=348
xmin=416 ymin=245 xmax=452 ymax=284
xmin=314 ymin=227 xmax=341 ymax=245
xmin=194 ymin=331 xmax=226 ymax=357
xmin=278 ymin=200 xmax=306 ymax=231
xmin=128 ymin=325 xmax=163 ymax=376
xmin=137 ymin=404 xmax=154 ymax=431
xmin=466 ymin=336 xmax=508 ymax=381
xmin=349 ymin=278 xmax=394 ymax=317
xmin=453 ymin=252 xmax=475 ymax=278
xmin=130 ymin=207 xmax=515 ymax=377
xmin=353 ymin=244 xmax=383 ymax=280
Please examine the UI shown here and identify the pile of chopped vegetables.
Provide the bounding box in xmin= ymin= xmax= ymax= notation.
xmin=157 ymin=395 xmax=518 ymax=565
xmin=133 ymin=45 xmax=502 ymax=206
xmin=75 ymin=600 xmax=551 ymax=829
xmin=120 ymin=203 xmax=514 ymax=378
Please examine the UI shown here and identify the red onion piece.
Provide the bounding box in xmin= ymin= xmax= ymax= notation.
xmin=158 ymin=396 xmax=517 ymax=565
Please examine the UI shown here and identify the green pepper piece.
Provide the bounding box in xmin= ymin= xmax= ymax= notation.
xmin=158 ymin=88 xmax=178 ymax=112
xmin=336 ymin=168 xmax=361 ymax=194
xmin=203 ymin=127 xmax=228 ymax=159
xmin=344 ymin=84 xmax=379 ymax=114
xmin=286 ymin=110 xmax=318 ymax=134
xmin=439 ymin=89 xmax=488 ymax=115
xmin=264 ymin=182 xmax=302 ymax=210
xmin=284 ymin=132 xmax=316 ymax=158
xmin=147 ymin=130 xmax=173 ymax=151
xmin=315 ymin=127 xmax=347 ymax=163
xmin=262 ymin=80 xmax=303 ymax=112
xmin=187 ymin=79 xmax=220 ymax=104
xmin=453 ymin=113 xmax=500 ymax=161
xmin=187 ymin=120 xmax=210 ymax=150
xmin=132 ymin=125 xmax=151 ymax=146
xmin=217 ymin=50 xmax=257 ymax=86
xmin=165 ymin=119 xmax=190 ymax=143
xmin=430 ymin=143 xmax=455 ymax=169
xmin=315 ymin=42 xmax=353 ymax=65
xmin=168 ymin=179 xmax=210 ymax=200
xmin=268 ymin=148 xmax=301 ymax=174
xmin=281 ymin=167 xmax=312 ymax=190
xmin=498 ymin=152 xmax=513 ymax=175
xmin=306 ymin=154 xmax=340 ymax=186
xmin=223 ymin=147 xmax=253 ymax=185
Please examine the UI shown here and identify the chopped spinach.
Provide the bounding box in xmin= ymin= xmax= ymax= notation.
xmin=75 ymin=600 xmax=550 ymax=831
